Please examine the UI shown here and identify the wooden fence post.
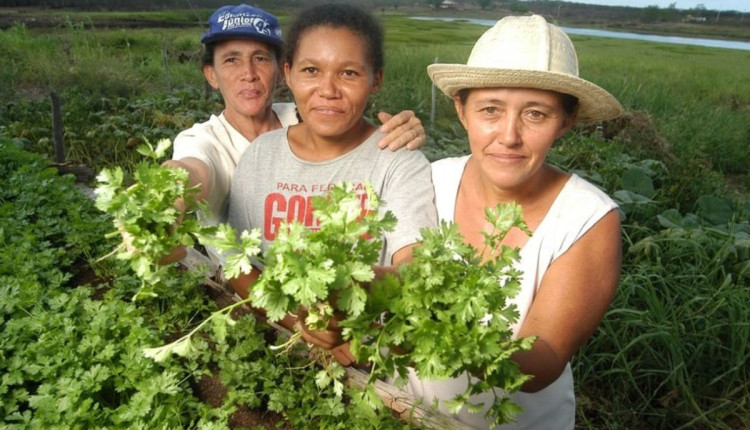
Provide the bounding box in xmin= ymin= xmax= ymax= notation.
xmin=163 ymin=38 xmax=172 ymax=93
xmin=430 ymin=57 xmax=438 ymax=129
xmin=50 ymin=90 xmax=65 ymax=164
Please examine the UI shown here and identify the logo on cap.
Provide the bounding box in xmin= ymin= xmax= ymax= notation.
xmin=201 ymin=4 xmax=282 ymax=46
xmin=218 ymin=11 xmax=272 ymax=36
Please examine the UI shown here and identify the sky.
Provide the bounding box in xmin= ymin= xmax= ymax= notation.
xmin=567 ymin=0 xmax=750 ymax=12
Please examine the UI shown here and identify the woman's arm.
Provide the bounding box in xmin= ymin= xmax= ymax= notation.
xmin=157 ymin=157 xmax=212 ymax=264
xmin=228 ymin=269 xmax=261 ymax=301
xmin=513 ymin=209 xmax=622 ymax=392
xmin=161 ymin=157 xmax=212 ymax=202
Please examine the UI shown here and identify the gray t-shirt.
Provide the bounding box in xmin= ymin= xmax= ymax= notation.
xmin=228 ymin=127 xmax=437 ymax=266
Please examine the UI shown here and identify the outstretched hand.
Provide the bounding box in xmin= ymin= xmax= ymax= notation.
xmin=377 ymin=110 xmax=426 ymax=151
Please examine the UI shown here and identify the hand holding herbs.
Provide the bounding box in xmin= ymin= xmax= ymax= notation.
xmin=344 ymin=205 xmax=536 ymax=426
xmin=251 ymin=183 xmax=395 ymax=330
xmin=94 ymin=138 xmax=217 ymax=300
xmin=96 ymin=147 xmax=534 ymax=426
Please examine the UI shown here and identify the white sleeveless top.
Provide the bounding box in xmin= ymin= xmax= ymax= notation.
xmin=403 ymin=155 xmax=618 ymax=429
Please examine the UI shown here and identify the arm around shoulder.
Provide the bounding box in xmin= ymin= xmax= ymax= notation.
xmin=376 ymin=110 xmax=426 ymax=151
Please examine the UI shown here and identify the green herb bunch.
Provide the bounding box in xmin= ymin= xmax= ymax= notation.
xmin=251 ymin=182 xmax=396 ymax=330
xmin=95 ymin=147 xmax=532 ymax=425
xmin=94 ymin=138 xmax=216 ymax=300
xmin=94 ymin=138 xmax=262 ymax=362
xmin=240 ymin=182 xmax=397 ymax=397
xmin=343 ymin=204 xmax=536 ymax=427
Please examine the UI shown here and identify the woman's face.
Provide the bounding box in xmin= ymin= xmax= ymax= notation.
xmin=203 ymin=39 xmax=278 ymax=120
xmin=284 ymin=26 xmax=382 ymax=140
xmin=455 ymin=87 xmax=574 ymax=191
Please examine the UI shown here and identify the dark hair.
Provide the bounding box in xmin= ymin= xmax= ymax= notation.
xmin=201 ymin=43 xmax=216 ymax=68
xmin=201 ymin=40 xmax=282 ymax=68
xmin=284 ymin=3 xmax=384 ymax=74
xmin=456 ymin=88 xmax=579 ymax=119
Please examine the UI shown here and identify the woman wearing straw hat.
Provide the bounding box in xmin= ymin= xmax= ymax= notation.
xmin=406 ymin=15 xmax=624 ymax=429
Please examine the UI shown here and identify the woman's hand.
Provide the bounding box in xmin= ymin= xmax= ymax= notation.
xmin=376 ymin=110 xmax=426 ymax=151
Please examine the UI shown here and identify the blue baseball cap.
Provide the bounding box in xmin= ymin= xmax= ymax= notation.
xmin=201 ymin=4 xmax=283 ymax=49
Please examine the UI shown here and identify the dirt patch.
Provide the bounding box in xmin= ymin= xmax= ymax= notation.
xmin=194 ymin=369 xmax=294 ymax=430
xmin=66 ymin=257 xmax=114 ymax=299
xmin=603 ymin=110 xmax=674 ymax=159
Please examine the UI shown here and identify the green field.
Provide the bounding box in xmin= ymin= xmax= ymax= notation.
xmin=1 ymin=8 xmax=749 ymax=430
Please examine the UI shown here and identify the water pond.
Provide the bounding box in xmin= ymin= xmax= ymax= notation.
xmin=411 ymin=16 xmax=750 ymax=51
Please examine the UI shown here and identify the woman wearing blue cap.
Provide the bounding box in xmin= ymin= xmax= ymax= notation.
xmin=162 ymin=4 xmax=426 ymax=264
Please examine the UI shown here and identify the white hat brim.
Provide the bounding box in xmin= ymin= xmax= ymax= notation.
xmin=428 ymin=63 xmax=623 ymax=123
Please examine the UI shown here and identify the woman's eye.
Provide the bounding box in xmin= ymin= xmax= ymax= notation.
xmin=527 ymin=110 xmax=546 ymax=120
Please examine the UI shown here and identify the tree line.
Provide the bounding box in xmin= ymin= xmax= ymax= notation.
xmin=3 ymin=0 xmax=747 ymax=13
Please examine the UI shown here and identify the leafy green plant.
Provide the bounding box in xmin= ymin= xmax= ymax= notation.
xmin=345 ymin=204 xmax=535 ymax=426
xmin=94 ymin=137 xmax=220 ymax=299
xmin=252 ymin=182 xmax=395 ymax=330
xmin=0 ymin=140 xmax=114 ymax=288
xmin=0 ymin=139 xmax=218 ymax=429
xmin=94 ymin=141 xmax=533 ymax=425
xmin=1 ymin=141 xmax=413 ymax=429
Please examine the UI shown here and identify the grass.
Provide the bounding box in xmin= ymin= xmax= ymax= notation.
xmin=1 ymin=10 xmax=749 ymax=429
xmin=579 ymin=37 xmax=749 ymax=158
xmin=1 ymin=22 xmax=206 ymax=100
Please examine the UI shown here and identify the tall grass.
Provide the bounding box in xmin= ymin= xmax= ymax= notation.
xmin=578 ymin=37 xmax=750 ymax=178
xmin=4 ymin=13 xmax=747 ymax=180
xmin=0 ymin=21 xmax=205 ymax=101
xmin=576 ymin=224 xmax=750 ymax=428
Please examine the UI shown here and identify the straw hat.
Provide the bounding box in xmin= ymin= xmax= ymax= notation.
xmin=428 ymin=15 xmax=623 ymax=122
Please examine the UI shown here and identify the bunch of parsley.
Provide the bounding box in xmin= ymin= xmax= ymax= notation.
xmin=343 ymin=204 xmax=535 ymax=426
xmin=251 ymin=182 xmax=396 ymax=330
xmin=96 ymin=146 xmax=532 ymax=425
xmin=94 ymin=138 xmax=218 ymax=300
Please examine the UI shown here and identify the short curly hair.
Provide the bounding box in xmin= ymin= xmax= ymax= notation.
xmin=284 ymin=3 xmax=384 ymax=74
